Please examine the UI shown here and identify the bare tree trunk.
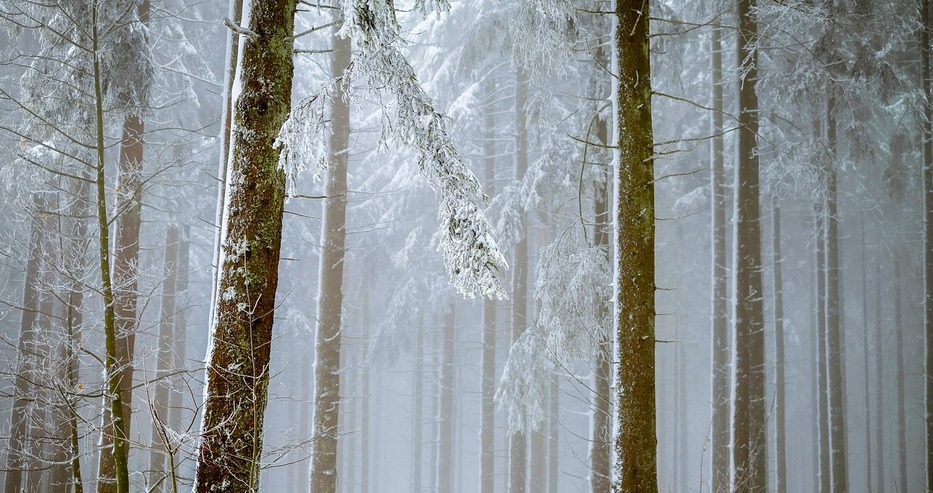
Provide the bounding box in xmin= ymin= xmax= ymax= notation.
xmin=509 ymin=68 xmax=529 ymax=493
xmin=709 ymin=22 xmax=730 ymax=493
xmin=732 ymin=0 xmax=767 ymax=490
xmin=480 ymin=77 xmax=497 ymax=493
xmin=193 ymin=0 xmax=297 ymax=489
xmin=860 ymin=212 xmax=873 ymax=493
xmin=894 ymin=250 xmax=907 ymax=493
xmin=771 ymin=195 xmax=786 ymax=493
xmin=4 ymin=194 xmax=46 ymax=493
xmin=922 ymin=0 xmax=933 ymax=489
xmin=825 ymin=96 xmax=848 ymax=493
xmin=309 ymin=27 xmax=350 ymax=493
xmin=548 ymin=372 xmax=558 ymax=493
xmin=148 ymin=226 xmax=179 ymax=492
xmin=817 ymin=208 xmax=831 ymax=493
xmin=411 ymin=317 xmax=424 ymax=493
xmin=361 ymin=290 xmax=370 ymax=493
xmin=438 ymin=306 xmax=455 ymax=493
xmin=168 ymin=225 xmax=189 ymax=434
xmin=614 ymin=1 xmax=658 ymax=491
xmin=874 ymin=260 xmax=885 ymax=493
xmin=589 ymin=95 xmax=613 ymax=493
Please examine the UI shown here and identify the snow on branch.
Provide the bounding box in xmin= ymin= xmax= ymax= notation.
xmin=510 ymin=0 xmax=577 ymax=77
xmin=340 ymin=0 xmax=508 ymax=299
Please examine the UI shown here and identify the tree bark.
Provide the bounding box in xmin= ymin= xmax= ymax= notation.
xmin=709 ymin=23 xmax=730 ymax=493
xmin=480 ymin=76 xmax=497 ymax=493
xmin=437 ymin=306 xmax=455 ymax=493
xmin=4 ymin=194 xmax=46 ymax=493
xmin=874 ymin=260 xmax=885 ymax=493
xmin=825 ymin=95 xmax=848 ymax=493
xmin=361 ymin=290 xmax=371 ymax=493
xmin=860 ymin=212 xmax=872 ymax=493
xmin=922 ymin=0 xmax=933 ymax=489
xmin=509 ymin=68 xmax=529 ymax=493
xmin=732 ymin=0 xmax=767 ymax=490
xmin=548 ymin=372 xmax=558 ymax=493
xmin=309 ymin=26 xmax=350 ymax=493
xmin=894 ymin=250 xmax=907 ymax=493
xmin=193 ymin=0 xmax=297 ymax=489
xmin=817 ymin=208 xmax=831 ymax=493
xmin=771 ymin=195 xmax=787 ymax=493
xmin=411 ymin=316 xmax=424 ymax=493
xmin=614 ymin=1 xmax=658 ymax=491
xmin=168 ymin=225 xmax=189 ymax=435
xmin=592 ymin=115 xmax=612 ymax=493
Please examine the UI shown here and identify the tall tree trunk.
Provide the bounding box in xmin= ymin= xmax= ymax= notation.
xmin=4 ymin=194 xmax=46 ymax=493
xmin=874 ymin=259 xmax=885 ymax=493
xmin=614 ymin=1 xmax=658 ymax=491
xmin=411 ymin=317 xmax=424 ymax=493
xmin=193 ymin=0 xmax=297 ymax=489
xmin=438 ymin=306 xmax=455 ymax=493
xmin=709 ymin=22 xmax=730 ymax=493
xmin=894 ymin=250 xmax=907 ymax=493
xmin=772 ymin=195 xmax=787 ymax=493
xmin=361 ymin=290 xmax=370 ymax=493
xmin=299 ymin=354 xmax=312 ymax=493
xmin=548 ymin=372 xmax=558 ymax=493
xmin=817 ymin=210 xmax=831 ymax=493
xmin=169 ymin=225 xmax=189 ymax=435
xmin=148 ymin=226 xmax=179 ymax=492
xmin=98 ymin=3 xmax=150 ymax=490
xmin=591 ymin=116 xmax=612 ymax=492
xmin=309 ymin=27 xmax=350 ymax=493
xmin=825 ymin=95 xmax=848 ymax=493
xmin=509 ymin=68 xmax=529 ymax=493
xmin=28 ymin=279 xmax=55 ymax=493
xmin=860 ymin=213 xmax=873 ymax=493
xmin=732 ymin=0 xmax=767 ymax=490
xmin=480 ymin=78 xmax=497 ymax=493
xmin=64 ymin=173 xmax=90 ymax=493
xmin=922 ymin=0 xmax=933 ymax=489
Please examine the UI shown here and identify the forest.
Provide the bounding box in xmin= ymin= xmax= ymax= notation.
xmin=0 ymin=0 xmax=928 ymax=492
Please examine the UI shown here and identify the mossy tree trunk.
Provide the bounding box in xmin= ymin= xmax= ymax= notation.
xmin=613 ymin=1 xmax=657 ymax=491
xmin=193 ymin=0 xmax=297 ymax=489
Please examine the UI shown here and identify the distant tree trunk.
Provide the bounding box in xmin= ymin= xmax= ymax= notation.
xmin=411 ymin=317 xmax=424 ymax=493
xmin=64 ymin=173 xmax=90 ymax=493
xmin=732 ymin=0 xmax=767 ymax=490
xmin=771 ymin=195 xmax=787 ymax=493
xmin=192 ymin=0 xmax=297 ymax=489
xmin=817 ymin=208 xmax=831 ymax=493
xmin=614 ymin=1 xmax=658 ymax=491
xmin=361 ymin=290 xmax=371 ymax=493
xmin=824 ymin=96 xmax=848 ymax=493
xmin=168 ymin=225 xmax=189 ymax=435
xmin=530 ymin=428 xmax=546 ymax=491
xmin=480 ymin=77 xmax=497 ymax=493
xmin=894 ymin=250 xmax=907 ymax=493
xmin=438 ymin=306 xmax=455 ymax=492
xmin=874 ymin=259 xmax=885 ymax=493
xmin=509 ymin=68 xmax=529 ymax=493
xmin=591 ymin=117 xmax=612 ymax=492
xmin=4 ymin=194 xmax=46 ymax=493
xmin=548 ymin=372 xmax=558 ymax=493
xmin=28 ymin=279 xmax=55 ymax=493
xmin=308 ymin=27 xmax=350 ymax=493
xmin=860 ymin=212 xmax=872 ymax=493
xmin=922 ymin=0 xmax=933 ymax=489
xmin=298 ymin=354 xmax=312 ymax=492
xmin=98 ymin=3 xmax=150 ymax=491
xmin=148 ymin=226 xmax=179 ymax=492
xmin=709 ymin=22 xmax=730 ymax=493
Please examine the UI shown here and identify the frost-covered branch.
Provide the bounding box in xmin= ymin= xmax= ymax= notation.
xmin=278 ymin=0 xmax=508 ymax=299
